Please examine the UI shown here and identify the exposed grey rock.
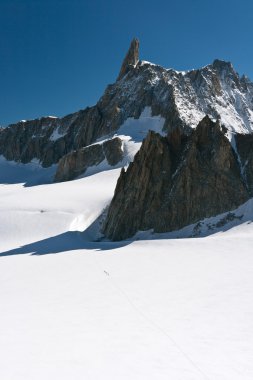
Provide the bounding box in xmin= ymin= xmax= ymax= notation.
xmin=0 ymin=40 xmax=253 ymax=180
xmin=102 ymin=116 xmax=250 ymax=241
xmin=102 ymin=137 xmax=123 ymax=166
xmin=117 ymin=38 xmax=139 ymax=81
xmin=54 ymin=137 xmax=123 ymax=182
xmin=235 ymin=133 xmax=253 ymax=195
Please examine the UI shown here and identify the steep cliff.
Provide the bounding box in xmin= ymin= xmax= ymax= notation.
xmin=103 ymin=116 xmax=250 ymax=240
xmin=1 ymin=39 xmax=253 ymax=181
xmin=54 ymin=137 xmax=123 ymax=182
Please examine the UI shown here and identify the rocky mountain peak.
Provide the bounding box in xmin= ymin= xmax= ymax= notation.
xmin=102 ymin=115 xmax=251 ymax=240
xmin=212 ymin=59 xmax=234 ymax=71
xmin=211 ymin=59 xmax=239 ymax=83
xmin=117 ymin=38 xmax=139 ymax=81
xmin=193 ymin=115 xmax=221 ymax=144
xmin=1 ymin=41 xmax=253 ymax=182
xmin=241 ymin=74 xmax=251 ymax=84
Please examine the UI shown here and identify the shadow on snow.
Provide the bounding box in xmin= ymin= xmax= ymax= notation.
xmin=0 ymin=231 xmax=131 ymax=257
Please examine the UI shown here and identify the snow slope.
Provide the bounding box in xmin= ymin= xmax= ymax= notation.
xmin=73 ymin=106 xmax=166 ymax=179
xmin=1 ymin=158 xmax=253 ymax=380
xmin=88 ymin=106 xmax=166 ymax=175
xmin=124 ymin=59 xmax=253 ymax=134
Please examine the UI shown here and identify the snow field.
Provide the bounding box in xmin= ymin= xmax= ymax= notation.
xmin=1 ymin=159 xmax=253 ymax=379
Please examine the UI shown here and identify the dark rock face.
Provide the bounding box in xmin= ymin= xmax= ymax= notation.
xmin=117 ymin=38 xmax=139 ymax=81
xmin=54 ymin=137 xmax=123 ymax=182
xmin=103 ymin=116 xmax=249 ymax=240
xmin=0 ymin=108 xmax=117 ymax=168
xmin=235 ymin=133 xmax=253 ymax=195
xmin=0 ymin=117 xmax=64 ymax=167
xmin=102 ymin=138 xmax=123 ymax=166
xmin=0 ymin=40 xmax=253 ymax=181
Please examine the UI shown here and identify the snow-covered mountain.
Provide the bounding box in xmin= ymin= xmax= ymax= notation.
xmin=1 ymin=38 xmax=253 ymax=182
xmin=1 ymin=150 xmax=253 ymax=380
xmin=1 ymin=39 xmax=253 ymax=380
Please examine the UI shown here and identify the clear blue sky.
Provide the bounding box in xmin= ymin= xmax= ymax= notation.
xmin=1 ymin=0 xmax=253 ymax=126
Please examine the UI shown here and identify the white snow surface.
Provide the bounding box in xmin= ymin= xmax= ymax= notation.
xmin=49 ymin=126 xmax=66 ymax=141
xmin=0 ymin=156 xmax=56 ymax=185
xmin=1 ymin=155 xmax=253 ymax=380
xmin=169 ymin=64 xmax=253 ymax=133
xmin=66 ymin=107 xmax=165 ymax=178
xmin=114 ymin=106 xmax=165 ymax=165
xmin=116 ymin=106 xmax=165 ymax=141
xmin=129 ymin=61 xmax=253 ymax=134
xmin=88 ymin=106 xmax=166 ymax=173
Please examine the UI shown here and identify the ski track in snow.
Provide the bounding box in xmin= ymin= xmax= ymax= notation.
xmin=0 ymin=155 xmax=253 ymax=380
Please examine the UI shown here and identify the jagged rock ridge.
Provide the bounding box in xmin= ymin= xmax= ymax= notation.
xmin=55 ymin=137 xmax=123 ymax=182
xmin=102 ymin=116 xmax=252 ymax=241
xmin=0 ymin=39 xmax=253 ymax=181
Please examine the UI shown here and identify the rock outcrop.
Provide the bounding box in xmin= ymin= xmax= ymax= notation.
xmin=1 ymin=40 xmax=253 ymax=181
xmin=235 ymin=133 xmax=253 ymax=195
xmin=117 ymin=38 xmax=139 ymax=81
xmin=54 ymin=137 xmax=123 ymax=182
xmin=103 ymin=116 xmax=250 ymax=240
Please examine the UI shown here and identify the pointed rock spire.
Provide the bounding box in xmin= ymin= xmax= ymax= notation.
xmin=117 ymin=38 xmax=139 ymax=81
